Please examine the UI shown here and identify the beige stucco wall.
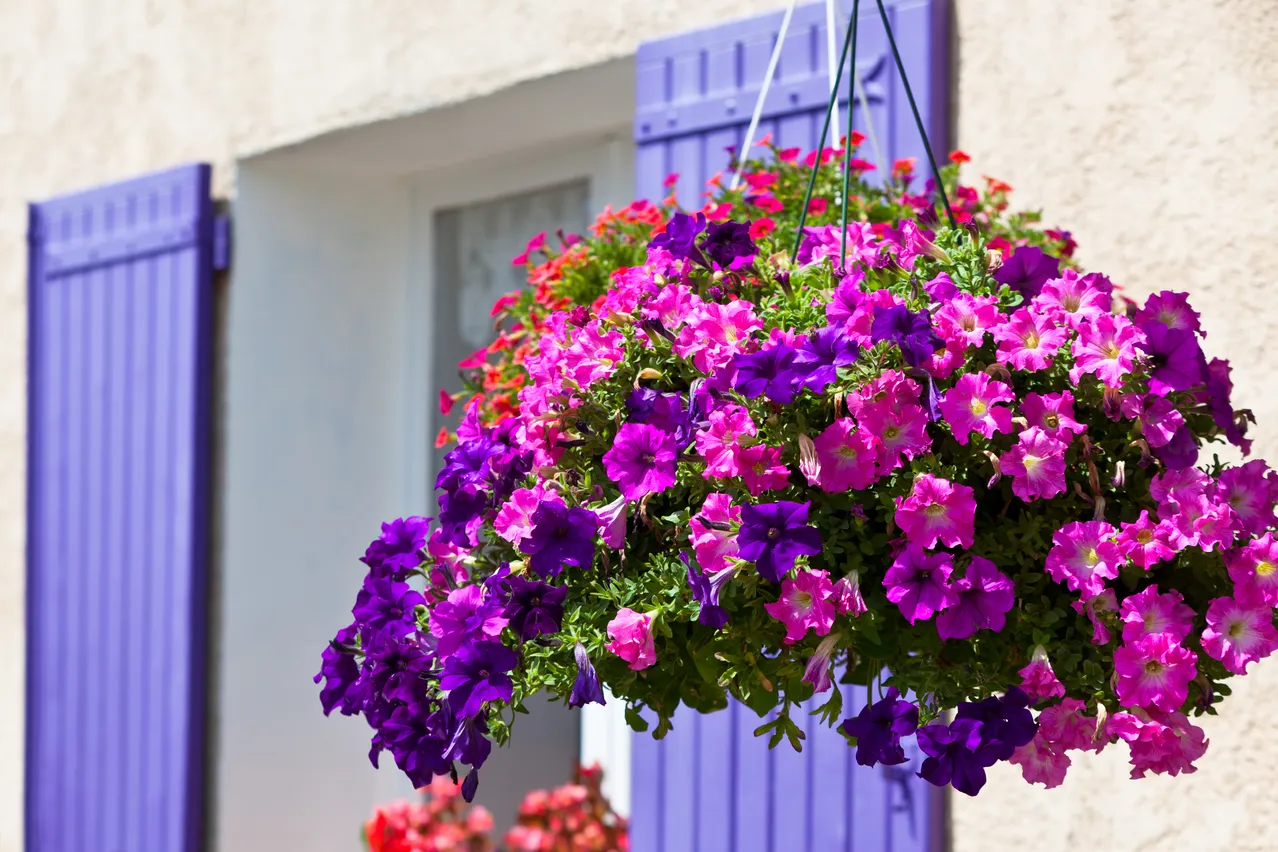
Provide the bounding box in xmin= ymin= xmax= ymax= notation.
xmin=2 ymin=1 xmax=1277 ymax=850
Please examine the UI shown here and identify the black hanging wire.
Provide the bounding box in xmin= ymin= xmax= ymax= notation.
xmin=875 ymin=0 xmax=958 ymax=232
xmin=789 ymin=9 xmax=858 ymax=265
xmin=839 ymin=0 xmax=861 ymax=270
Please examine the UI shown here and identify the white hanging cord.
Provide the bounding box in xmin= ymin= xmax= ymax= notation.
xmin=828 ymin=0 xmax=888 ymax=184
xmin=730 ymin=0 xmax=798 ymax=191
xmin=825 ymin=0 xmax=841 ymax=137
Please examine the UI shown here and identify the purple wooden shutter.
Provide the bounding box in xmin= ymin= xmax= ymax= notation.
xmin=631 ymin=2 xmax=949 ymax=850
xmin=26 ymin=164 xmax=217 ymax=852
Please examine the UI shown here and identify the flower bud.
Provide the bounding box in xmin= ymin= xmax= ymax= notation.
xmin=797 ymin=433 xmax=821 ymax=486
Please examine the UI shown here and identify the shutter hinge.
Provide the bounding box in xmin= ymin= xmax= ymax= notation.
xmin=213 ymin=214 xmax=232 ymax=272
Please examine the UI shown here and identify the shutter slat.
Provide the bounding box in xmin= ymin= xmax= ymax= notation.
xmin=26 ymin=163 xmax=215 ymax=852
xmin=630 ymin=3 xmax=949 ymax=851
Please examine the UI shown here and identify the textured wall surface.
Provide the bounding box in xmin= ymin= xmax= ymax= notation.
xmin=3 ymin=0 xmax=1278 ymax=850
xmin=951 ymin=2 xmax=1278 ymax=851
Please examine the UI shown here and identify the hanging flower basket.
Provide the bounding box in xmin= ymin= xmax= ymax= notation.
xmin=316 ymin=127 xmax=1268 ymax=798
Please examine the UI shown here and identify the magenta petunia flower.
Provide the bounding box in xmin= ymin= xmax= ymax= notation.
xmin=1118 ymin=585 xmax=1195 ymax=644
xmin=1038 ymin=697 xmax=1104 ymax=753
xmin=1229 ymin=533 xmax=1278 ymax=607
xmin=813 ymin=418 xmax=880 ymax=492
xmin=1201 ymin=595 xmax=1278 ymax=675
xmin=602 ymin=423 xmax=677 ymax=500
xmin=494 ymin=485 xmax=562 ymax=547
xmin=935 ymin=556 xmax=1015 ymax=640
xmin=1120 ymin=393 xmax=1185 ymax=448
xmin=895 ymin=474 xmax=978 ymax=550
xmin=737 ymin=443 xmax=793 ymax=496
xmin=1071 ymin=588 xmax=1118 ymax=645
xmin=933 ymin=293 xmax=1002 ymax=348
xmin=857 ymin=398 xmax=931 ymax=472
xmin=1044 ymin=520 xmax=1123 ymax=600
xmin=1017 ymin=646 xmax=1066 ymax=701
xmin=593 ymin=495 xmax=628 ymax=550
xmin=694 ymin=403 xmax=757 ymax=479
xmin=1216 ymin=460 xmax=1278 ymax=536
xmin=1133 ymin=289 xmax=1202 ymax=336
xmin=1031 ymin=269 xmax=1112 ymax=330
xmin=564 ymin=320 xmax=626 ymax=387
xmin=883 ymin=544 xmax=958 ymax=624
xmin=1115 ymin=511 xmax=1177 ymax=569
xmin=1070 ymin=314 xmax=1144 ymax=388
xmin=938 ymin=373 xmax=1014 ymax=445
xmin=764 ymin=569 xmax=836 ymax=644
xmin=991 ymin=308 xmax=1068 ymax=372
xmin=1113 ymin=633 xmax=1197 ymax=712
xmin=999 ymin=427 xmax=1068 ymax=502
xmin=1020 ymin=391 xmax=1086 ymax=442
xmin=1139 ymin=322 xmax=1205 ymax=396
xmin=1108 ymin=708 xmax=1208 ymax=779
xmin=605 ymin=607 xmax=657 ymax=671
xmin=689 ymin=493 xmax=741 ymax=574
xmin=831 ymin=570 xmax=868 ymax=616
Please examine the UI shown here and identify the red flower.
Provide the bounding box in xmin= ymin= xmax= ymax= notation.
xmin=778 ymin=146 xmax=801 ymax=162
xmin=439 ymin=390 xmax=455 ymax=415
xmin=662 ymin=172 xmax=680 ymax=189
xmin=949 ymin=149 xmax=971 ymax=164
xmin=807 ymin=198 xmax=828 ymax=216
xmin=845 ymin=130 xmax=866 ymax=148
xmin=893 ymin=157 xmax=917 ymax=178
xmin=457 ymin=348 xmax=488 ymax=370
xmin=749 ymin=218 xmax=776 ymax=240
xmin=489 ymin=292 xmax=519 ymax=317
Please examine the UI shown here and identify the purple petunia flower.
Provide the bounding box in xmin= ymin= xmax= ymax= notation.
xmin=701 ymin=219 xmax=758 ymax=271
xmin=648 ymin=212 xmax=707 ymax=264
xmin=360 ymin=631 xmax=434 ymax=718
xmin=439 ymin=640 xmax=519 ymax=717
xmin=502 ymin=576 xmax=568 ymax=640
xmin=917 ymin=718 xmax=988 ymax=796
xmin=732 ymin=344 xmax=804 ymax=404
xmin=352 ymin=576 xmax=424 ymax=639
xmin=315 ymin=623 xmax=361 ymax=716
xmin=602 ymin=423 xmax=678 ymax=500
xmin=568 ymin=642 xmax=607 ymax=708
xmin=871 ymin=305 xmax=944 ymax=368
xmin=626 ymin=388 xmax=697 ymax=450
xmin=993 ymin=245 xmax=1060 ymax=300
xmin=683 ymin=552 xmax=730 ymax=629
xmin=445 ymin=712 xmax=493 ymax=771
xmin=883 ymin=544 xmax=958 ymax=624
xmin=1139 ymin=322 xmax=1205 ymax=395
xmin=1153 ymin=423 xmax=1200 ymax=470
xmin=840 ymin=686 xmax=920 ymax=767
xmin=954 ymin=686 xmax=1037 ymax=764
xmin=362 ymin=516 xmax=431 ymax=580
xmin=934 ymin=557 xmax=1015 ymax=640
xmin=380 ymin=700 xmax=454 ymax=787
xmin=794 ymin=325 xmax=860 ymax=394
xmin=521 ymin=502 xmax=600 ymax=578
xmin=736 ymin=501 xmax=824 ymax=584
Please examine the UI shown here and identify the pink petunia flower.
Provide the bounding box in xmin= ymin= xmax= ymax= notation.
xmin=677 ymin=300 xmax=764 ymax=374
xmin=1201 ymin=595 xmax=1278 ymax=675
xmin=695 ymin=403 xmax=757 ymax=479
xmin=1150 ymin=466 xmax=1212 ymax=510
xmin=933 ymin=293 xmax=1002 ymax=348
xmin=883 ymin=544 xmax=958 ymax=624
xmin=564 ymin=320 xmax=627 ymax=387
xmin=935 ymin=556 xmax=1015 ymax=640
xmin=764 ymin=570 xmax=837 ymax=644
xmin=1039 ymin=697 xmax=1104 ymax=753
xmin=738 ymin=444 xmax=793 ymax=496
xmin=1071 ymin=588 xmax=1118 ymax=645
xmin=1009 ymin=737 xmax=1071 ymax=788
xmin=1113 ymin=633 xmax=1197 ymax=712
xmin=1070 ymin=314 xmax=1144 ymax=388
xmin=605 ymin=607 xmax=657 ymax=670
xmin=894 ymin=474 xmax=978 ymax=550
xmin=644 ymin=283 xmax=699 ymax=334
xmin=1133 ymin=290 xmax=1203 ymax=336
xmin=594 ymin=495 xmax=628 ymax=550
xmin=1018 ymin=645 xmax=1067 ymax=701
xmin=992 ymin=308 xmax=1068 ymax=372
xmin=494 ymin=485 xmax=564 ymax=547
xmin=1107 ymin=709 xmax=1208 ymax=779
xmin=1115 ymin=511 xmax=1177 ymax=569
xmin=1164 ymin=494 xmax=1235 ymax=553
xmin=689 ymin=493 xmax=741 ymax=574
xmin=1228 ymin=532 xmax=1278 ymax=606
xmin=999 ymin=427 xmax=1069 ymax=502
xmin=813 ymin=418 xmax=881 ymax=492
xmin=1020 ymin=391 xmax=1086 ymax=442
xmin=938 ymin=373 xmax=1015 ymax=445
xmin=1118 ymin=585 xmax=1195 ymax=644
xmin=1031 ymin=269 xmax=1112 ymax=330
xmin=831 ymin=570 xmax=868 ymax=616
xmin=857 ymin=398 xmax=931 ymax=471
xmin=1216 ymin=460 xmax=1278 ymax=536
xmin=1044 ymin=521 xmax=1123 ymax=600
